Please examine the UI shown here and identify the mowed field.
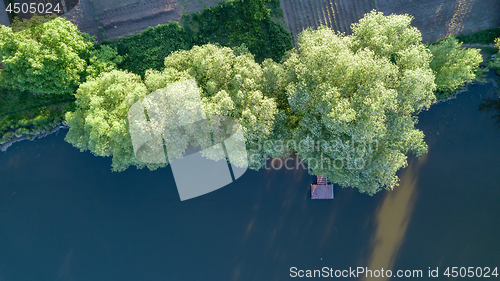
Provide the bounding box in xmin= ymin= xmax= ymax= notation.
xmin=63 ymin=0 xmax=224 ymax=40
xmin=63 ymin=0 xmax=183 ymax=40
xmin=377 ymin=0 xmax=500 ymax=43
xmin=281 ymin=0 xmax=500 ymax=44
xmin=281 ymin=0 xmax=378 ymax=44
xmin=6 ymin=0 xmax=500 ymax=45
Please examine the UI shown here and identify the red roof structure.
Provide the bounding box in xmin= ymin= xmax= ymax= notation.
xmin=311 ymin=176 xmax=334 ymax=199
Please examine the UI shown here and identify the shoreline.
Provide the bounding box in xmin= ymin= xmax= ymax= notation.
xmin=0 ymin=122 xmax=69 ymax=152
xmin=0 ymin=85 xmax=481 ymax=153
xmin=434 ymin=86 xmax=469 ymax=104
xmin=434 ymin=69 xmax=499 ymax=105
xmin=1 ymin=74 xmax=497 ymax=153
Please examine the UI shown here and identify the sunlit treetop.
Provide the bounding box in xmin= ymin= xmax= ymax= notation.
xmin=0 ymin=15 xmax=93 ymax=95
xmin=283 ymin=11 xmax=437 ymax=194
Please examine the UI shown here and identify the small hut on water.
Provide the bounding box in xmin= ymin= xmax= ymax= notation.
xmin=311 ymin=176 xmax=334 ymax=199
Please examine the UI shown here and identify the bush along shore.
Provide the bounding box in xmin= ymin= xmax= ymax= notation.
xmin=0 ymin=121 xmax=69 ymax=152
xmin=0 ymin=86 xmax=75 ymax=152
xmin=433 ymin=42 xmax=499 ymax=102
xmin=0 ymin=0 xmax=293 ymax=152
xmin=0 ymin=7 xmax=497 ymax=154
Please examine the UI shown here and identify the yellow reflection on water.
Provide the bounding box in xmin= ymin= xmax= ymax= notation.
xmin=362 ymin=154 xmax=427 ymax=281
xmin=241 ymin=156 xmax=307 ymax=246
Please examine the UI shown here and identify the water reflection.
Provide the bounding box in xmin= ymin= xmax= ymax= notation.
xmin=57 ymin=249 xmax=74 ymax=281
xmin=478 ymin=97 xmax=500 ymax=128
xmin=363 ymin=154 xmax=427 ymax=281
xmin=1 ymin=72 xmax=499 ymax=281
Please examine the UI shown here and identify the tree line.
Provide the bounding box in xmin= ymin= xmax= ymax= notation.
xmin=0 ymin=10 xmax=488 ymax=194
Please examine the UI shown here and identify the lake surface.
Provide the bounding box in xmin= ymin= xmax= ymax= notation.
xmin=1 ymin=71 xmax=499 ymax=281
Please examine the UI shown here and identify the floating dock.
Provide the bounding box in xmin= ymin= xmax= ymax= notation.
xmin=311 ymin=176 xmax=334 ymax=199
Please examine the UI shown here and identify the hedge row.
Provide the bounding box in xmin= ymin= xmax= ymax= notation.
xmin=102 ymin=0 xmax=293 ymax=77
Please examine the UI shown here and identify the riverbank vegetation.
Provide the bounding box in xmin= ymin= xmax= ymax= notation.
xmin=101 ymin=0 xmax=293 ymax=77
xmin=0 ymin=0 xmax=292 ymax=147
xmin=65 ymin=46 xmax=279 ymax=171
xmin=455 ymin=27 xmax=500 ymax=45
xmin=479 ymin=38 xmax=500 ymax=128
xmin=428 ymin=37 xmax=483 ymax=98
xmin=282 ymin=12 xmax=437 ymax=194
xmin=0 ymin=87 xmax=74 ymax=143
xmin=67 ymin=11 xmax=439 ymax=195
xmin=0 ymin=16 xmax=91 ymax=95
xmin=489 ymin=38 xmax=500 ymax=74
xmin=427 ymin=27 xmax=499 ymax=98
xmin=0 ymin=15 xmax=122 ymax=143
xmin=0 ymin=4 xmax=497 ymax=194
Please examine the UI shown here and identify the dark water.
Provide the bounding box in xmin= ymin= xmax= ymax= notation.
xmin=1 ymin=71 xmax=499 ymax=281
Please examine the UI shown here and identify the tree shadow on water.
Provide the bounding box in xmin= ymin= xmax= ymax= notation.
xmin=479 ymin=96 xmax=500 ymax=129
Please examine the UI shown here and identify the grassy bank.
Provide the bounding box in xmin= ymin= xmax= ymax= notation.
xmin=1 ymin=5 xmax=498 ymax=147
xmin=102 ymin=0 xmax=293 ymax=77
xmin=427 ymin=27 xmax=499 ymax=99
xmin=455 ymin=27 xmax=500 ymax=45
xmin=428 ymin=27 xmax=500 ymax=51
xmin=455 ymin=27 xmax=500 ymax=57
xmin=0 ymin=0 xmax=292 ymax=146
xmin=0 ymin=88 xmax=75 ymax=143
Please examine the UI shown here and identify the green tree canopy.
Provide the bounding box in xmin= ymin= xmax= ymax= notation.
xmin=158 ymin=44 xmax=279 ymax=168
xmin=188 ymin=0 xmax=293 ymax=63
xmin=0 ymin=15 xmax=94 ymax=95
xmin=428 ymin=37 xmax=483 ymax=95
xmin=66 ymin=44 xmax=279 ymax=171
xmin=283 ymin=11 xmax=436 ymax=195
xmin=85 ymin=45 xmax=123 ymax=79
xmin=63 ymin=11 xmax=486 ymax=195
xmin=64 ymin=70 xmax=163 ymax=172
xmin=488 ymin=37 xmax=500 ymax=74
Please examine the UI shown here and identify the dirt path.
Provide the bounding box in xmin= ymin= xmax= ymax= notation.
xmin=462 ymin=43 xmax=498 ymax=49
